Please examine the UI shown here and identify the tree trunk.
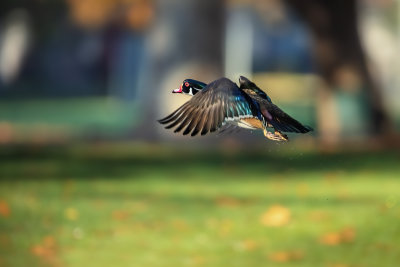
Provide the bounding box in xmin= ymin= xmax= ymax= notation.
xmin=285 ymin=0 xmax=392 ymax=142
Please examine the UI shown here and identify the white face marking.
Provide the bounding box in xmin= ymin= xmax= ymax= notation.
xmin=189 ymin=87 xmax=193 ymax=95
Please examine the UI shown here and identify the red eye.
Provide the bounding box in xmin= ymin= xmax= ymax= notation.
xmin=185 ymin=82 xmax=189 ymax=87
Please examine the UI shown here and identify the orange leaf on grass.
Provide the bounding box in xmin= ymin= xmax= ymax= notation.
xmin=268 ymin=250 xmax=304 ymax=262
xmin=216 ymin=196 xmax=241 ymax=207
xmin=172 ymin=219 xmax=189 ymax=231
xmin=308 ymin=210 xmax=330 ymax=222
xmin=320 ymin=227 xmax=356 ymax=246
xmin=0 ymin=200 xmax=10 ymax=217
xmin=320 ymin=232 xmax=341 ymax=245
xmin=260 ymin=205 xmax=291 ymax=227
xmin=31 ymin=235 xmax=60 ymax=265
xmin=233 ymin=239 xmax=258 ymax=252
xmin=112 ymin=210 xmax=130 ymax=221
xmin=340 ymin=227 xmax=356 ymax=243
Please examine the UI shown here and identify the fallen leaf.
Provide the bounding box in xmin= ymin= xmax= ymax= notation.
xmin=216 ymin=196 xmax=240 ymax=207
xmin=0 ymin=234 xmax=10 ymax=247
xmin=31 ymin=235 xmax=60 ymax=266
xmin=371 ymin=242 xmax=392 ymax=251
xmin=112 ymin=210 xmax=130 ymax=221
xmin=241 ymin=239 xmax=258 ymax=251
xmin=64 ymin=207 xmax=79 ymax=221
xmin=340 ymin=227 xmax=356 ymax=243
xmin=0 ymin=122 xmax=13 ymax=143
xmin=172 ymin=219 xmax=189 ymax=231
xmin=308 ymin=210 xmax=330 ymax=222
xmin=260 ymin=205 xmax=291 ymax=227
xmin=323 ymin=171 xmax=339 ymax=184
xmin=0 ymin=200 xmax=10 ymax=217
xmin=320 ymin=232 xmax=341 ymax=245
xmin=268 ymin=250 xmax=304 ymax=262
xmin=185 ymin=255 xmax=206 ymax=266
xmin=269 ymin=251 xmax=290 ymax=262
xmin=43 ymin=236 xmax=55 ymax=248
xmin=31 ymin=245 xmax=47 ymax=257
xmin=320 ymin=227 xmax=356 ymax=245
xmin=233 ymin=239 xmax=258 ymax=252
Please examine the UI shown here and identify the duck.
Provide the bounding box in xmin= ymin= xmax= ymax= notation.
xmin=158 ymin=76 xmax=313 ymax=141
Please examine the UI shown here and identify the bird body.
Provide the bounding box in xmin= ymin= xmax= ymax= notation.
xmin=236 ymin=117 xmax=263 ymax=130
xmin=159 ymin=76 xmax=312 ymax=141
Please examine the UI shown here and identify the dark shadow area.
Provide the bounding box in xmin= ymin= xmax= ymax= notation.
xmin=1 ymin=145 xmax=399 ymax=180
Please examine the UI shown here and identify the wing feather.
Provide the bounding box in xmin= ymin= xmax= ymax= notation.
xmin=266 ymin=103 xmax=313 ymax=133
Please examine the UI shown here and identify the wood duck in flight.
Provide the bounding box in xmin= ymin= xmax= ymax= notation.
xmin=158 ymin=76 xmax=313 ymax=141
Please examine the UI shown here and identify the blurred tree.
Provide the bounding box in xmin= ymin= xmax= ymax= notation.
xmin=285 ymin=0 xmax=392 ymax=144
xmin=144 ymin=0 xmax=225 ymax=139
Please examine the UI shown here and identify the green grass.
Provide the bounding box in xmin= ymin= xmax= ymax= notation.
xmin=0 ymin=145 xmax=400 ymax=267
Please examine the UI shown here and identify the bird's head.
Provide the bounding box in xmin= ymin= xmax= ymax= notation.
xmin=172 ymin=79 xmax=207 ymax=96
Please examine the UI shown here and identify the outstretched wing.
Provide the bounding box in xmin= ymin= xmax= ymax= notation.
xmin=240 ymin=78 xmax=313 ymax=134
xmin=158 ymin=78 xmax=258 ymax=136
xmin=263 ymin=102 xmax=313 ymax=133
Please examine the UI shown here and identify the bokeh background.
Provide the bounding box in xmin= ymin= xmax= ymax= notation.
xmin=1 ymin=0 xmax=400 ymax=266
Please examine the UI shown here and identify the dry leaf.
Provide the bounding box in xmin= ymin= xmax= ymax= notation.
xmin=172 ymin=219 xmax=189 ymax=231
xmin=320 ymin=232 xmax=341 ymax=245
xmin=234 ymin=239 xmax=258 ymax=252
xmin=308 ymin=210 xmax=330 ymax=222
xmin=112 ymin=210 xmax=130 ymax=221
xmin=268 ymin=250 xmax=304 ymax=262
xmin=241 ymin=239 xmax=258 ymax=251
xmin=64 ymin=207 xmax=79 ymax=221
xmin=320 ymin=227 xmax=356 ymax=245
xmin=269 ymin=251 xmax=290 ymax=262
xmin=31 ymin=235 xmax=60 ymax=266
xmin=186 ymin=255 xmax=205 ymax=265
xmin=340 ymin=227 xmax=356 ymax=243
xmin=0 ymin=200 xmax=10 ymax=217
xmin=216 ymin=196 xmax=240 ymax=207
xmin=260 ymin=205 xmax=291 ymax=227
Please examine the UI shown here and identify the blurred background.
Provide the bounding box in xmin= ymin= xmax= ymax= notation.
xmin=0 ymin=0 xmax=400 ymax=266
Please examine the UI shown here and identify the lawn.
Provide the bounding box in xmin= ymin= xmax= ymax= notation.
xmin=0 ymin=144 xmax=399 ymax=267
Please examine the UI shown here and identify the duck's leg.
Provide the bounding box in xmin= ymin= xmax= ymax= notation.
xmin=263 ymin=128 xmax=289 ymax=142
xmin=274 ymin=130 xmax=289 ymax=141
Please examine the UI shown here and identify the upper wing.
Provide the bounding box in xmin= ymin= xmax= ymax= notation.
xmin=158 ymin=78 xmax=258 ymax=136
xmin=263 ymin=102 xmax=313 ymax=133
xmin=242 ymin=91 xmax=312 ymax=133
